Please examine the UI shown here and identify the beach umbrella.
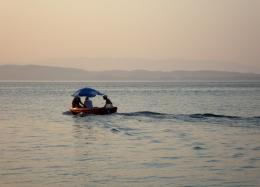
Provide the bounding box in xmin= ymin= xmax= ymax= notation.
xmin=72 ymin=87 xmax=104 ymax=97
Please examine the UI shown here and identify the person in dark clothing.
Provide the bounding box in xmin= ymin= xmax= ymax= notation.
xmin=72 ymin=96 xmax=84 ymax=108
xmin=103 ymin=95 xmax=113 ymax=108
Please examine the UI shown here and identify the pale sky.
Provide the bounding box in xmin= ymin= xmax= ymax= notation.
xmin=0 ymin=0 xmax=259 ymax=72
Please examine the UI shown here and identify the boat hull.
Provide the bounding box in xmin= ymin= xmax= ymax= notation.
xmin=70 ymin=107 xmax=117 ymax=115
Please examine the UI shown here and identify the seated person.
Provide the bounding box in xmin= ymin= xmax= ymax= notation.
xmin=72 ymin=96 xmax=84 ymax=108
xmin=84 ymin=97 xmax=93 ymax=109
xmin=103 ymin=95 xmax=113 ymax=108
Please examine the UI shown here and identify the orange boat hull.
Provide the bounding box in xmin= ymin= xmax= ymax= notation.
xmin=70 ymin=107 xmax=117 ymax=115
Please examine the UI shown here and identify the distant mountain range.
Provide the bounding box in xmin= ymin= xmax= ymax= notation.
xmin=0 ymin=64 xmax=260 ymax=81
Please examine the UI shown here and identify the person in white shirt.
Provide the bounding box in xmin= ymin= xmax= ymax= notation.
xmin=84 ymin=97 xmax=93 ymax=109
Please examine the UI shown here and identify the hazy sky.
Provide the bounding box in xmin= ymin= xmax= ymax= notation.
xmin=0 ymin=0 xmax=259 ymax=72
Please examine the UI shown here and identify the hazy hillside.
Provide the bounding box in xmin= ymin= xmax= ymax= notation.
xmin=0 ymin=65 xmax=260 ymax=81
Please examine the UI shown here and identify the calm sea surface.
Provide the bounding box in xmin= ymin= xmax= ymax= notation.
xmin=0 ymin=81 xmax=260 ymax=187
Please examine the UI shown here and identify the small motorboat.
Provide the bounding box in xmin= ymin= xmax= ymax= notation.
xmin=70 ymin=107 xmax=117 ymax=115
xmin=70 ymin=87 xmax=117 ymax=115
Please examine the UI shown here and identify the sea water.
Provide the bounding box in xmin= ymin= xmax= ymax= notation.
xmin=0 ymin=81 xmax=260 ymax=187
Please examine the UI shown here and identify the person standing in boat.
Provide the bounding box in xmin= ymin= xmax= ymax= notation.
xmin=84 ymin=97 xmax=93 ymax=109
xmin=103 ymin=95 xmax=113 ymax=108
xmin=72 ymin=96 xmax=84 ymax=108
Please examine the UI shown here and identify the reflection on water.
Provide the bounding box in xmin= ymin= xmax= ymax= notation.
xmin=0 ymin=82 xmax=260 ymax=186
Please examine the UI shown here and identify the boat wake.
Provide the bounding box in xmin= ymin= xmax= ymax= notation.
xmin=117 ymin=111 xmax=260 ymax=127
xmin=63 ymin=110 xmax=260 ymax=127
xmin=119 ymin=111 xmax=259 ymax=119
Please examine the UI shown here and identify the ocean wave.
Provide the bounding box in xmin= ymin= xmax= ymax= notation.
xmin=189 ymin=113 xmax=241 ymax=119
xmin=118 ymin=111 xmax=167 ymax=117
xmin=62 ymin=111 xmax=73 ymax=115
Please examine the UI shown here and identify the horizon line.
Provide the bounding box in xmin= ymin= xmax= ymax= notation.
xmin=1 ymin=64 xmax=259 ymax=75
